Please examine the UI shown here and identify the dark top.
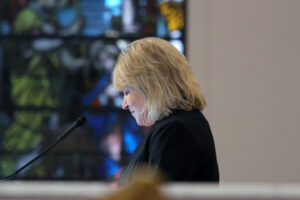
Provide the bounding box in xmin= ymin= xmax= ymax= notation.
xmin=119 ymin=109 xmax=219 ymax=184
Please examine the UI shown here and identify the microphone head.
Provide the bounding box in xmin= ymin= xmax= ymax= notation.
xmin=76 ymin=116 xmax=87 ymax=126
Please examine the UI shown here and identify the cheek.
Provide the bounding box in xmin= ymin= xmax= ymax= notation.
xmin=136 ymin=98 xmax=145 ymax=111
xmin=130 ymin=92 xmax=145 ymax=109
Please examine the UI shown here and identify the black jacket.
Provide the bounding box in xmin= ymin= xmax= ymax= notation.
xmin=119 ymin=109 xmax=219 ymax=184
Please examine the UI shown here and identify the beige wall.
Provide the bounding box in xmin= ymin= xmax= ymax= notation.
xmin=187 ymin=0 xmax=300 ymax=182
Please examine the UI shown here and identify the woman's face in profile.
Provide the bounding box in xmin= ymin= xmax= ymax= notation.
xmin=122 ymin=87 xmax=154 ymax=127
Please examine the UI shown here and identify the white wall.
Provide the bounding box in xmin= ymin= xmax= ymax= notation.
xmin=187 ymin=0 xmax=300 ymax=182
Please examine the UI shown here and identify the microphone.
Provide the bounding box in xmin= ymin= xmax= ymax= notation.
xmin=0 ymin=115 xmax=87 ymax=181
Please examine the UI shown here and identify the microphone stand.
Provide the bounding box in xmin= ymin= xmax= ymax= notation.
xmin=0 ymin=116 xmax=87 ymax=181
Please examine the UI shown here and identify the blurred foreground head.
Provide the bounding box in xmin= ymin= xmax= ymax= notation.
xmin=101 ymin=165 xmax=166 ymax=200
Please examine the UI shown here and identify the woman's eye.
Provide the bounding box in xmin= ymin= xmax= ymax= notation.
xmin=123 ymin=87 xmax=131 ymax=96
xmin=124 ymin=90 xmax=129 ymax=96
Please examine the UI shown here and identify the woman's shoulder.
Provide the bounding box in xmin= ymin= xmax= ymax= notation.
xmin=148 ymin=109 xmax=205 ymax=135
xmin=158 ymin=109 xmax=208 ymax=126
xmin=147 ymin=109 xmax=212 ymax=144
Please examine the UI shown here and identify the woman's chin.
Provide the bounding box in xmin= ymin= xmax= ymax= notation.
xmin=135 ymin=120 xmax=144 ymax=127
xmin=135 ymin=116 xmax=154 ymax=127
xmin=134 ymin=118 xmax=145 ymax=127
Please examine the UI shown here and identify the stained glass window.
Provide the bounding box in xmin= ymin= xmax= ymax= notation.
xmin=0 ymin=0 xmax=185 ymax=181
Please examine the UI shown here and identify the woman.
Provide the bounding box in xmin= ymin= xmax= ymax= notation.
xmin=113 ymin=37 xmax=219 ymax=184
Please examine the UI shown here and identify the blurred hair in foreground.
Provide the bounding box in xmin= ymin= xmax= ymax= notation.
xmin=100 ymin=165 xmax=166 ymax=200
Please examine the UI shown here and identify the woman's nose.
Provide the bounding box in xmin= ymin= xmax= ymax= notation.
xmin=122 ymin=97 xmax=129 ymax=110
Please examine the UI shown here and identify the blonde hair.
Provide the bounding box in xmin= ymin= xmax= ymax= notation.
xmin=113 ymin=37 xmax=206 ymax=121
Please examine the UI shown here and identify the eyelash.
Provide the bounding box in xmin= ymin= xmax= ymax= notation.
xmin=124 ymin=90 xmax=130 ymax=96
xmin=123 ymin=87 xmax=132 ymax=96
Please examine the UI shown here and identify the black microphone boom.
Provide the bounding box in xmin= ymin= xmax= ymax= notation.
xmin=0 ymin=116 xmax=87 ymax=181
